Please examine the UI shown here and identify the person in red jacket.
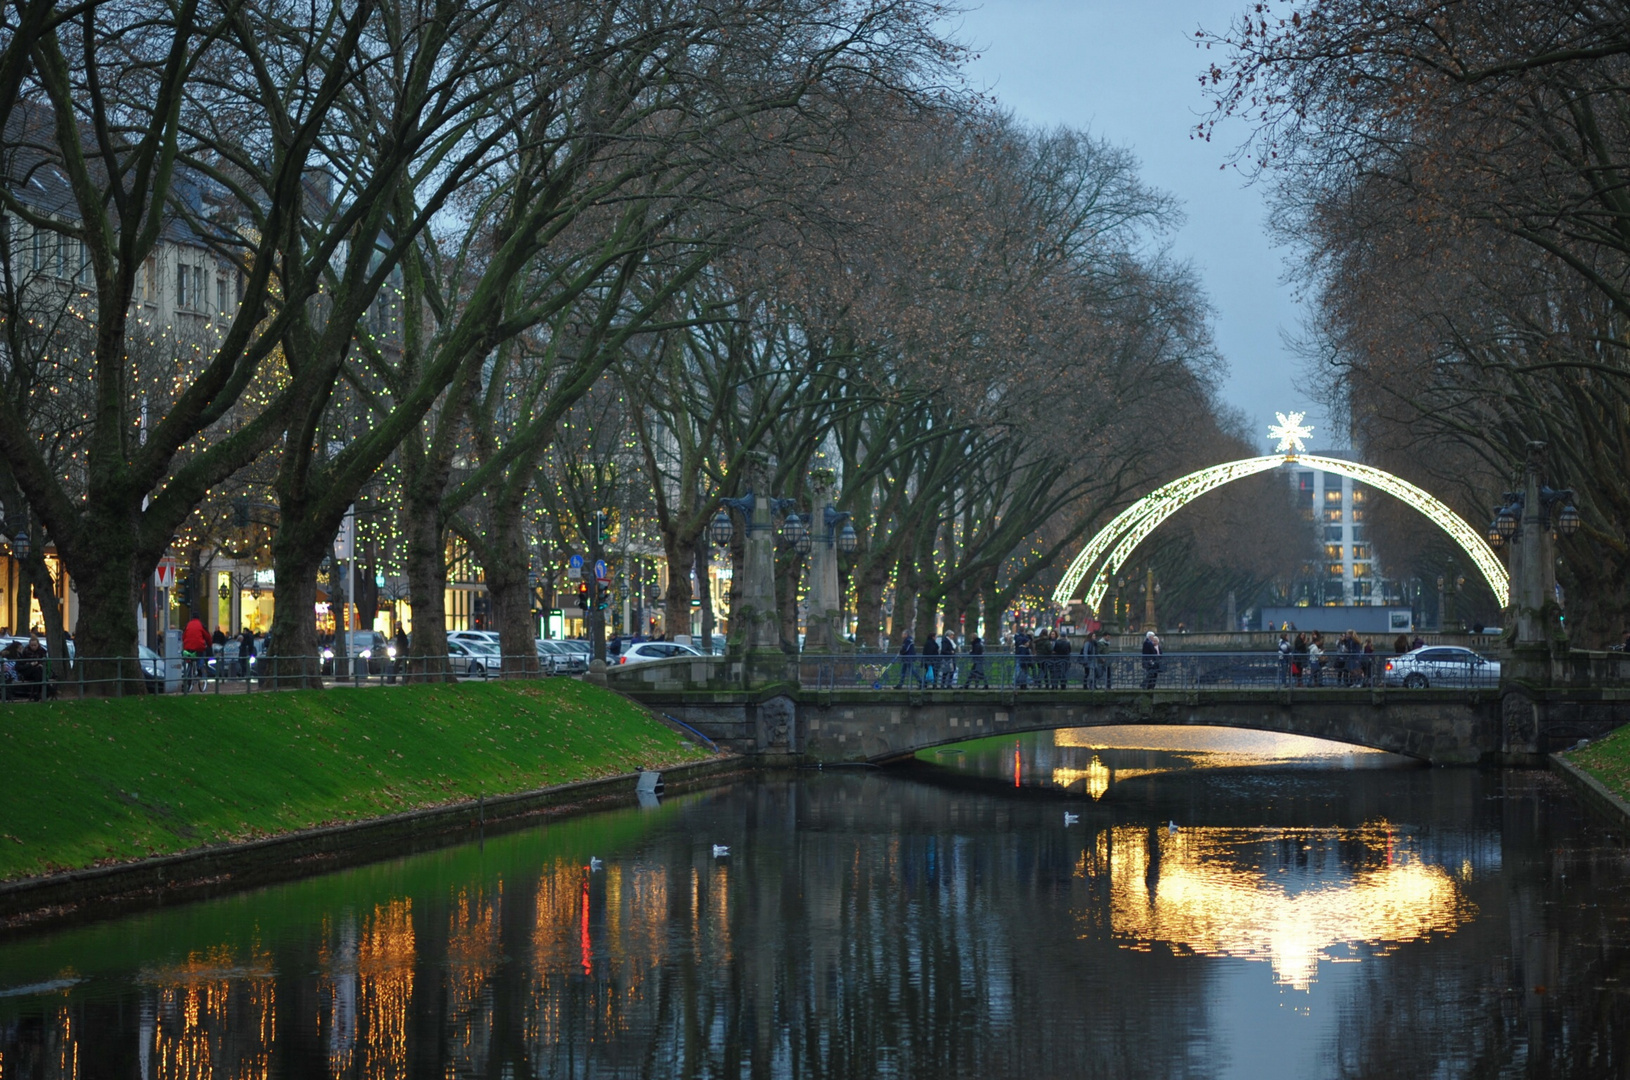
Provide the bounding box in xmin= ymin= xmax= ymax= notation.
xmin=181 ymin=616 xmax=210 ymax=691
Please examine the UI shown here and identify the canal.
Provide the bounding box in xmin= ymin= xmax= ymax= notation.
xmin=2 ymin=727 xmax=1628 ymax=1077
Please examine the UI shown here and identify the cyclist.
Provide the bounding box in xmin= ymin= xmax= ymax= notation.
xmin=181 ymin=615 xmax=211 ymax=692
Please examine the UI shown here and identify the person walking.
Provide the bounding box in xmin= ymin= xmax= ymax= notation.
xmin=1292 ymin=633 xmax=1309 ymax=686
xmin=894 ymin=633 xmax=916 ymax=689
xmin=1014 ymin=627 xmax=1034 ymax=690
xmin=939 ymin=630 xmax=958 ymax=688
xmin=920 ymin=632 xmax=938 ymax=689
xmin=964 ymin=633 xmax=988 ymax=689
xmin=1307 ymin=633 xmax=1325 ymax=687
xmin=1361 ymin=636 xmax=1376 ymax=687
xmin=1081 ymin=631 xmax=1097 ymax=689
xmin=389 ymin=626 xmax=408 ymax=683
xmin=1141 ymin=630 xmax=1162 ymax=690
xmin=1393 ymin=632 xmax=1410 ymax=656
xmin=1277 ymin=632 xmax=1292 ymax=686
xmin=1051 ymin=631 xmax=1072 ymax=690
xmin=237 ymin=625 xmax=257 ymax=679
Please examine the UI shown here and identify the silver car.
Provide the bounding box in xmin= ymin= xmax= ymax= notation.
xmin=536 ymin=639 xmax=587 ymax=674
xmin=448 ymin=639 xmax=501 ymax=678
xmin=1383 ymin=646 xmax=1501 ymax=688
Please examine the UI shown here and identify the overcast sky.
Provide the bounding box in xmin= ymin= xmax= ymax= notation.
xmin=953 ymin=0 xmax=1333 ymax=453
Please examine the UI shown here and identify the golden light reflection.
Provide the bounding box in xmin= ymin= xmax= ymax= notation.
xmin=1100 ymin=825 xmax=1475 ymax=990
xmin=445 ymin=885 xmax=501 ymax=1076
xmin=143 ymin=943 xmax=275 ymax=1080
xmin=1055 ymin=725 xmax=1388 ymax=761
xmin=1052 ymin=756 xmax=1165 ymax=800
xmin=353 ymin=899 xmax=416 ymax=1080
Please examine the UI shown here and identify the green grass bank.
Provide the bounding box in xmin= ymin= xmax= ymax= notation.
xmin=0 ymin=679 xmax=711 ymax=881
xmin=1565 ymin=724 xmax=1630 ymax=806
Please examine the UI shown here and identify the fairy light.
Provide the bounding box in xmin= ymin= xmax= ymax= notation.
xmin=1053 ymin=434 xmax=1510 ymax=611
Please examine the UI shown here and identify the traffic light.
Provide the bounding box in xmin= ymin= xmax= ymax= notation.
xmin=577 ymin=580 xmax=591 ymax=609
xmin=592 ymin=510 xmax=609 ymax=546
xmin=232 ymin=496 xmax=250 ymax=527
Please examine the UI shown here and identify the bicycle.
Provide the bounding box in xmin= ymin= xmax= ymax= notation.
xmin=180 ymin=650 xmax=209 ymax=693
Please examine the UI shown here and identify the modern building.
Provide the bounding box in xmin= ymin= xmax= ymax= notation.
xmin=1286 ymin=452 xmax=1382 ymax=606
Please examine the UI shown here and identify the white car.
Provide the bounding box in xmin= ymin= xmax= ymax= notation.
xmin=1383 ymin=646 xmax=1501 ymax=688
xmin=536 ymin=639 xmax=587 ymax=674
xmin=615 ymin=641 xmax=703 ymax=666
xmin=448 ymin=639 xmax=501 ymax=678
xmin=449 ymin=630 xmax=502 ymax=649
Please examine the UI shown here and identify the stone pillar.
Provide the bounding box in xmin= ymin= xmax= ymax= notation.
xmin=731 ymin=456 xmax=782 ymax=653
xmin=802 ymin=472 xmax=844 ymax=653
xmin=1506 ymin=441 xmax=1565 ymax=684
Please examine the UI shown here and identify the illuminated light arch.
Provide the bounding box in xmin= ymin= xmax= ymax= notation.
xmin=1052 ymin=454 xmax=1509 ymax=613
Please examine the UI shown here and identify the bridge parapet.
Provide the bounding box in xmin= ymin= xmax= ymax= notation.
xmin=615 ymin=649 xmax=1630 ymax=766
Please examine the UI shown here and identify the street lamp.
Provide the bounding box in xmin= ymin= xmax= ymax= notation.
xmin=218 ymin=581 xmax=230 ymax=601
xmin=709 ymin=509 xmax=733 ymax=546
xmin=12 ymin=532 xmax=28 ymax=561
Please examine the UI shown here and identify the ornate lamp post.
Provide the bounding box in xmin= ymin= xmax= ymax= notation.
xmin=802 ymin=472 xmax=857 ymax=652
xmin=709 ymin=458 xmax=801 ymax=665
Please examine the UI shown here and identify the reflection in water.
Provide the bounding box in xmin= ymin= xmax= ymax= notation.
xmin=316 ymin=899 xmax=415 ymax=1080
xmin=142 ymin=944 xmax=274 ymax=1080
xmin=2 ymin=735 xmax=1629 ymax=1078
xmin=1101 ymin=825 xmax=1474 ymax=990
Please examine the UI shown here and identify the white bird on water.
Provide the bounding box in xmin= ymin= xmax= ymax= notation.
xmin=712 ymin=844 xmax=730 ymax=858
xmin=1063 ymin=812 xmax=1080 ymax=826
xmin=588 ymin=857 xmax=603 ymax=871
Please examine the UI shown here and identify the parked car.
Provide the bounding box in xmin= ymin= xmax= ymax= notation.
xmin=449 ymin=630 xmax=503 ymax=650
xmin=138 ymin=644 xmax=165 ymax=694
xmin=448 ymin=639 xmax=500 ymax=678
xmin=615 ymin=641 xmax=703 ymax=666
xmin=536 ymin=639 xmax=587 ymax=674
xmin=1383 ymin=646 xmax=1501 ymax=688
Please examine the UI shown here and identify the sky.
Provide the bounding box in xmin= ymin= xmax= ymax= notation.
xmin=951 ymin=0 xmax=1333 ymax=453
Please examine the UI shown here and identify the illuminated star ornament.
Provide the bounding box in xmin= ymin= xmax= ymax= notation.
xmin=1268 ymin=411 xmax=1314 ymax=455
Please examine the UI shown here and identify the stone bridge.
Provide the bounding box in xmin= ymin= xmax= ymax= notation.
xmin=609 ymin=655 xmax=1630 ymax=766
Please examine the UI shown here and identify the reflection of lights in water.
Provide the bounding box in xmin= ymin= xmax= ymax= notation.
xmin=141 ymin=943 xmax=276 ymax=1079
xmin=1102 ymin=825 xmax=1475 ymax=990
xmin=1055 ymin=725 xmax=1389 ymax=762
xmin=446 ymin=885 xmax=501 ymax=1076
xmin=356 ymin=899 xmax=416 ymax=1080
xmin=1053 ymin=756 xmax=1164 ymax=800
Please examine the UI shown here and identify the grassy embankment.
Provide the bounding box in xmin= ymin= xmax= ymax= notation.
xmin=1566 ymin=725 xmax=1630 ymax=804
xmin=0 ymin=679 xmax=711 ymax=881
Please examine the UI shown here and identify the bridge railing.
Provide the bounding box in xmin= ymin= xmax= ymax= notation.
xmin=801 ymin=650 xmax=1503 ymax=692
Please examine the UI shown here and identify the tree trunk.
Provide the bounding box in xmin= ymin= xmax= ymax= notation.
xmin=485 ymin=501 xmax=539 ymax=677
xmin=775 ymin=546 xmax=802 ymax=651
xmin=265 ymin=522 xmax=329 ymax=690
xmin=664 ymin=531 xmax=699 ymax=639
xmin=696 ymin=545 xmax=715 ymax=649
xmin=893 ymin=558 xmax=917 ymax=647
xmin=64 ymin=507 xmax=148 ymax=694
xmin=854 ymin=559 xmax=888 ymax=651
xmin=982 ymin=581 xmax=1004 ymax=643
xmin=403 ymin=495 xmax=453 ymax=682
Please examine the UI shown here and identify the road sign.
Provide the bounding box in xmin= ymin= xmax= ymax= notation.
xmin=155 ymin=559 xmax=177 ymax=589
xmin=567 ymin=553 xmax=584 ymax=580
xmin=593 ymin=559 xmax=609 ymax=584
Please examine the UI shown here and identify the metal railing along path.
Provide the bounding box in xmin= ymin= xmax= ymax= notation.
xmin=800 ymin=650 xmax=1503 ymax=693
xmin=0 ymin=651 xmax=586 ymax=700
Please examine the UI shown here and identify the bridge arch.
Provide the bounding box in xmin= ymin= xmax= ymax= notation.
xmin=1052 ymin=454 xmax=1508 ymax=613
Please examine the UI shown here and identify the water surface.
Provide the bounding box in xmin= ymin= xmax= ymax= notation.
xmin=2 ymin=726 xmax=1628 ymax=1078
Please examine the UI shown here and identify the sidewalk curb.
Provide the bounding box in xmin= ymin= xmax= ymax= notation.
xmin=0 ymin=754 xmax=748 ymax=936
xmin=1549 ymin=752 xmax=1630 ymax=826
